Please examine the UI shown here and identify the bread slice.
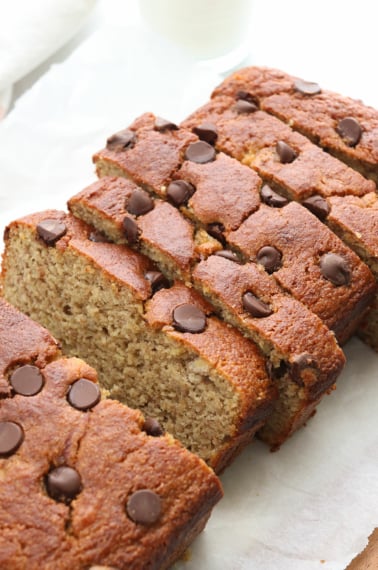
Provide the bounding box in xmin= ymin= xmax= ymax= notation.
xmin=68 ymin=175 xmax=345 ymax=449
xmin=0 ymin=298 xmax=222 ymax=569
xmin=1 ymin=211 xmax=275 ymax=472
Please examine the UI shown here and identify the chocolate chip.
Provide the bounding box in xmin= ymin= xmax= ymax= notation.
xmin=166 ymin=180 xmax=195 ymax=206
xmin=256 ymin=246 xmax=282 ymax=273
xmin=123 ymin=217 xmax=140 ymax=244
xmin=126 ymin=189 xmax=154 ymax=216
xmin=260 ymin=185 xmax=289 ymax=207
xmin=192 ymin=123 xmax=218 ymax=145
xmin=276 ymin=141 xmax=297 ymax=163
xmin=266 ymin=360 xmax=288 ymax=381
xmin=291 ymin=353 xmax=317 ymax=386
xmin=214 ymin=250 xmax=241 ymax=263
xmin=234 ymin=99 xmax=258 ymax=114
xmin=89 ymin=230 xmax=111 ymax=243
xmin=145 ymin=271 xmax=169 ymax=293
xmin=0 ymin=421 xmax=24 ymax=457
xmin=207 ymin=223 xmax=225 ymax=243
xmin=294 ymin=79 xmax=321 ymax=95
xmin=37 ymin=219 xmax=67 ymax=246
xmin=336 ymin=117 xmax=362 ymax=147
xmin=106 ymin=129 xmax=136 ymax=151
xmin=302 ymin=195 xmax=330 ymax=220
xmin=236 ymin=91 xmax=259 ymax=107
xmin=154 ymin=117 xmax=178 ymax=131
xmin=185 ymin=141 xmax=216 ymax=164
xmin=143 ymin=417 xmax=165 ymax=437
xmin=10 ymin=365 xmax=44 ymax=396
xmin=320 ymin=253 xmax=351 ymax=286
xmin=46 ymin=466 xmax=82 ymax=503
xmin=67 ymin=378 xmax=101 ymax=411
xmin=126 ymin=489 xmax=161 ymax=525
xmin=242 ymin=292 xmax=273 ymax=318
xmin=172 ymin=303 xmax=207 ymax=333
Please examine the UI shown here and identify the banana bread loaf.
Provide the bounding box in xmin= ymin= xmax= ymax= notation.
xmin=68 ymin=175 xmax=346 ymax=449
xmin=1 ymin=211 xmax=275 ymax=472
xmin=0 ymin=298 xmax=222 ymax=570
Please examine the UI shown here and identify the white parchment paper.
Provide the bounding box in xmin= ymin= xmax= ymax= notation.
xmin=0 ymin=3 xmax=377 ymax=568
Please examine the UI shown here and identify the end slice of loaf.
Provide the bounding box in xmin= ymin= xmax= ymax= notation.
xmin=1 ymin=211 xmax=275 ymax=472
xmin=0 ymin=297 xmax=222 ymax=569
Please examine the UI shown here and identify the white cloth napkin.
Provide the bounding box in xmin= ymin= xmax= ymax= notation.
xmin=0 ymin=0 xmax=96 ymax=115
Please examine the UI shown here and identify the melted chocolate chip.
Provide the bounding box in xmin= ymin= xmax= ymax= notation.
xmin=126 ymin=489 xmax=161 ymax=525
xmin=294 ymin=79 xmax=321 ymax=95
xmin=37 ymin=219 xmax=67 ymax=246
xmin=0 ymin=421 xmax=24 ymax=457
xmin=234 ymin=99 xmax=258 ymax=114
xmin=172 ymin=303 xmax=207 ymax=334
xmin=242 ymin=292 xmax=273 ymax=318
xmin=256 ymin=246 xmax=282 ymax=273
xmin=46 ymin=466 xmax=82 ymax=503
xmin=260 ymin=185 xmax=289 ymax=208
xmin=123 ymin=217 xmax=140 ymax=244
xmin=126 ymin=189 xmax=154 ymax=216
xmin=302 ymin=195 xmax=330 ymax=220
xmin=89 ymin=230 xmax=111 ymax=243
xmin=10 ymin=365 xmax=44 ymax=396
xmin=145 ymin=271 xmax=169 ymax=293
xmin=320 ymin=253 xmax=351 ymax=286
xmin=266 ymin=360 xmax=288 ymax=381
xmin=106 ymin=129 xmax=136 ymax=151
xmin=236 ymin=91 xmax=259 ymax=107
xmin=143 ymin=417 xmax=165 ymax=437
xmin=214 ymin=250 xmax=241 ymax=263
xmin=67 ymin=378 xmax=101 ymax=411
xmin=336 ymin=117 xmax=362 ymax=147
xmin=154 ymin=117 xmax=178 ymax=132
xmin=166 ymin=180 xmax=195 ymax=206
xmin=207 ymin=223 xmax=225 ymax=243
xmin=185 ymin=141 xmax=216 ymax=164
xmin=276 ymin=141 xmax=297 ymax=163
xmin=291 ymin=353 xmax=317 ymax=386
xmin=192 ymin=123 xmax=218 ymax=145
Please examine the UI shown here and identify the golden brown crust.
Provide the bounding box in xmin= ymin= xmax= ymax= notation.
xmin=229 ymin=202 xmax=376 ymax=343
xmin=212 ymin=66 xmax=378 ymax=181
xmin=0 ymin=298 xmax=223 ymax=570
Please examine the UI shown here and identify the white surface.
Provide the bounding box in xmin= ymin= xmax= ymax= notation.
xmin=0 ymin=1 xmax=377 ymax=569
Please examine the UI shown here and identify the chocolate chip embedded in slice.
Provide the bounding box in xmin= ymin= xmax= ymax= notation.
xmin=294 ymin=79 xmax=321 ymax=95
xmin=185 ymin=141 xmax=216 ymax=164
xmin=320 ymin=253 xmax=351 ymax=286
xmin=166 ymin=180 xmax=195 ymax=206
xmin=236 ymin=90 xmax=259 ymax=107
xmin=172 ymin=303 xmax=207 ymax=334
xmin=192 ymin=123 xmax=218 ymax=145
xmin=302 ymin=195 xmax=330 ymax=220
xmin=126 ymin=489 xmax=161 ymax=525
xmin=291 ymin=353 xmax=317 ymax=386
xmin=0 ymin=421 xmax=24 ymax=457
xmin=336 ymin=117 xmax=362 ymax=147
xmin=214 ymin=250 xmax=241 ymax=263
xmin=67 ymin=378 xmax=101 ymax=411
xmin=46 ymin=466 xmax=82 ymax=503
xmin=256 ymin=246 xmax=282 ymax=273
xmin=37 ymin=219 xmax=67 ymax=246
xmin=234 ymin=99 xmax=258 ymax=114
xmin=126 ymin=189 xmax=154 ymax=216
xmin=123 ymin=216 xmax=140 ymax=244
xmin=145 ymin=271 xmax=169 ymax=293
xmin=10 ymin=365 xmax=44 ymax=396
xmin=242 ymin=292 xmax=273 ymax=318
xmin=206 ymin=223 xmax=225 ymax=243
xmin=260 ymin=185 xmax=289 ymax=208
xmin=143 ymin=417 xmax=165 ymax=437
xmin=276 ymin=141 xmax=297 ymax=164
xmin=106 ymin=129 xmax=136 ymax=151
xmin=154 ymin=117 xmax=178 ymax=132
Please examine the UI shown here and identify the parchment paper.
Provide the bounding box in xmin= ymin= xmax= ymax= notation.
xmin=0 ymin=5 xmax=377 ymax=569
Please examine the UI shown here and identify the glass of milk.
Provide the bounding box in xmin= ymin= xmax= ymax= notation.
xmin=139 ymin=0 xmax=252 ymax=71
